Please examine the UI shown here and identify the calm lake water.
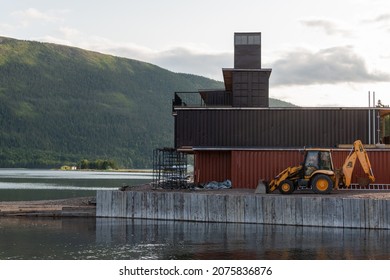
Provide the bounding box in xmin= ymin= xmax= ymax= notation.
xmin=0 ymin=168 xmax=152 ymax=201
xmin=0 ymin=169 xmax=389 ymax=260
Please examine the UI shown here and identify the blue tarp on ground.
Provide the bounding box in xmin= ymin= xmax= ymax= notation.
xmin=203 ymin=179 xmax=232 ymax=189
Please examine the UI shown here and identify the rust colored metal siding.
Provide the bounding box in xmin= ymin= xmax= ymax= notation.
xmin=231 ymin=150 xmax=302 ymax=188
xmin=332 ymin=150 xmax=390 ymax=185
xmin=194 ymin=149 xmax=390 ymax=189
xmin=194 ymin=151 xmax=231 ymax=185
xmin=175 ymin=108 xmax=374 ymax=149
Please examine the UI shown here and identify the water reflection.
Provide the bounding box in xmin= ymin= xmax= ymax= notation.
xmin=0 ymin=169 xmax=152 ymax=201
xmin=0 ymin=169 xmax=153 ymax=179
xmin=96 ymin=218 xmax=390 ymax=260
xmin=0 ymin=217 xmax=96 ymax=259
xmin=0 ymin=217 xmax=388 ymax=260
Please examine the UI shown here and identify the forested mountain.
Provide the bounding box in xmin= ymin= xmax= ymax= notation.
xmin=0 ymin=37 xmax=294 ymax=168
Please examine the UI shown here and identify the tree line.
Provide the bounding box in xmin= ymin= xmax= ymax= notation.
xmin=0 ymin=37 xmax=224 ymax=168
xmin=77 ymin=159 xmax=118 ymax=170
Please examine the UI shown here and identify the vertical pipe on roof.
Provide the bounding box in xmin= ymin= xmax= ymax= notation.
xmin=377 ymin=110 xmax=381 ymax=144
xmin=368 ymin=91 xmax=371 ymax=145
xmin=373 ymin=92 xmax=376 ymax=144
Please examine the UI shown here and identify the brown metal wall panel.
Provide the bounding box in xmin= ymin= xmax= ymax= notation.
xmin=234 ymin=45 xmax=261 ymax=68
xmin=175 ymin=108 xmax=373 ymax=149
xmin=231 ymin=150 xmax=302 ymax=188
xmin=201 ymin=90 xmax=232 ymax=106
xmin=332 ymin=150 xmax=390 ymax=185
xmin=234 ymin=45 xmax=261 ymax=69
xmin=371 ymin=150 xmax=390 ymax=184
xmin=232 ymin=71 xmax=270 ymax=107
xmin=194 ymin=151 xmax=231 ymax=184
xmin=194 ymin=149 xmax=390 ymax=189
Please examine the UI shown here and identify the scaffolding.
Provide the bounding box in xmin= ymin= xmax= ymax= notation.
xmin=153 ymin=148 xmax=188 ymax=189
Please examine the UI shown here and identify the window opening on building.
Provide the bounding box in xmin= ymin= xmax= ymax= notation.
xmin=235 ymin=34 xmax=261 ymax=45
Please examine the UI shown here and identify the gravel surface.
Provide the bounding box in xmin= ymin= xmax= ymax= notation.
xmin=0 ymin=196 xmax=95 ymax=207
xmin=123 ymin=184 xmax=390 ymax=200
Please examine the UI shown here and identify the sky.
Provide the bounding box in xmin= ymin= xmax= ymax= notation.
xmin=1 ymin=0 xmax=390 ymax=107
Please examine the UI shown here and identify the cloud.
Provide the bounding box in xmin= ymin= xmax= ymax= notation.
xmin=152 ymin=48 xmax=231 ymax=80
xmin=39 ymin=35 xmax=390 ymax=85
xmin=59 ymin=27 xmax=81 ymax=39
xmin=270 ymin=46 xmax=390 ymax=86
xmin=12 ymin=8 xmax=58 ymax=21
xmin=0 ymin=23 xmax=14 ymax=33
xmin=300 ymin=19 xmax=351 ymax=36
xmin=372 ymin=14 xmax=390 ymax=22
xmin=11 ymin=8 xmax=63 ymax=26
xmin=361 ymin=13 xmax=390 ymax=32
xmin=363 ymin=13 xmax=390 ymax=23
xmin=75 ymin=38 xmax=231 ymax=81
xmin=37 ymin=34 xmax=231 ymax=81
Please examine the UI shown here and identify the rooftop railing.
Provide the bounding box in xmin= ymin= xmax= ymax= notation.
xmin=173 ymin=91 xmax=232 ymax=110
xmin=173 ymin=92 xmax=205 ymax=108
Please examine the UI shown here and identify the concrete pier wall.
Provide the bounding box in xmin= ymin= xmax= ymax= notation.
xmin=96 ymin=190 xmax=390 ymax=229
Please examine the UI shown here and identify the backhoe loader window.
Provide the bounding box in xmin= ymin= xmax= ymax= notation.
xmin=319 ymin=152 xmax=331 ymax=170
xmin=304 ymin=151 xmax=319 ymax=176
xmin=304 ymin=151 xmax=332 ymax=176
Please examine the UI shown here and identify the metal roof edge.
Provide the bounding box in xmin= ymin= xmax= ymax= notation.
xmin=173 ymin=106 xmax=385 ymax=111
xmin=222 ymin=68 xmax=272 ymax=72
xmin=190 ymin=146 xmax=390 ymax=152
xmin=192 ymin=147 xmax=304 ymax=151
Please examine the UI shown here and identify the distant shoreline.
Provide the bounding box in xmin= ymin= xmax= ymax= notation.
xmin=0 ymin=196 xmax=96 ymax=217
xmin=58 ymin=168 xmax=153 ymax=173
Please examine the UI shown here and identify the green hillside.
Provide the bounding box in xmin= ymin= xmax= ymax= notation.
xmin=0 ymin=37 xmax=293 ymax=168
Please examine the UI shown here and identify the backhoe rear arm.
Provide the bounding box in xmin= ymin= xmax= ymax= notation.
xmin=342 ymin=140 xmax=375 ymax=187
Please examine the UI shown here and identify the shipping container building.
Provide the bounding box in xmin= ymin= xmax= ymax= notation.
xmin=192 ymin=148 xmax=390 ymax=188
xmin=171 ymin=32 xmax=390 ymax=189
xmin=174 ymin=107 xmax=386 ymax=148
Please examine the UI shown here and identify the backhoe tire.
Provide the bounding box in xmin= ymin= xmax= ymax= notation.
xmin=312 ymin=174 xmax=333 ymax=194
xmin=278 ymin=180 xmax=295 ymax=194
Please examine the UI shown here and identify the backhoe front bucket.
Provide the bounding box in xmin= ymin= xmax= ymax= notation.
xmin=255 ymin=179 xmax=269 ymax=194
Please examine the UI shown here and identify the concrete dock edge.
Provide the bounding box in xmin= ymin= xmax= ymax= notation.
xmin=96 ymin=190 xmax=390 ymax=229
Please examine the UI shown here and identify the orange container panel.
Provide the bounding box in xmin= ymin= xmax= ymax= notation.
xmin=194 ymin=149 xmax=390 ymax=189
xmin=332 ymin=150 xmax=390 ymax=185
xmin=194 ymin=151 xmax=231 ymax=185
xmin=231 ymin=150 xmax=303 ymax=188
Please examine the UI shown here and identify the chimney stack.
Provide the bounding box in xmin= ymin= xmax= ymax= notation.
xmin=234 ymin=32 xmax=261 ymax=69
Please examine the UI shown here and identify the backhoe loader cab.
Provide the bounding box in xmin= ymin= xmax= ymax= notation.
xmin=265 ymin=140 xmax=375 ymax=195
xmin=303 ymin=149 xmax=333 ymax=177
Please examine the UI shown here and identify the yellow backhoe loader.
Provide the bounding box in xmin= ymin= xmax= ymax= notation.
xmin=259 ymin=140 xmax=375 ymax=194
